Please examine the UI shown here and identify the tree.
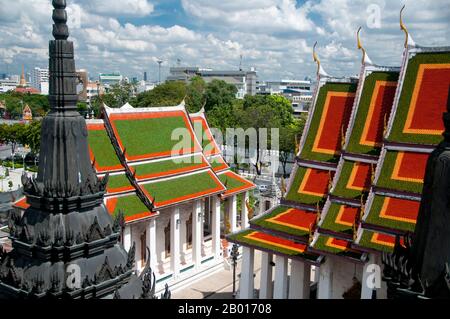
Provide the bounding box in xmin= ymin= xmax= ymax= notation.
xmin=204 ymin=80 xmax=237 ymax=112
xmin=185 ymin=76 xmax=206 ymax=113
xmin=135 ymin=81 xmax=186 ymax=107
xmin=279 ymin=116 xmax=306 ymax=177
xmin=24 ymin=121 xmax=42 ymax=154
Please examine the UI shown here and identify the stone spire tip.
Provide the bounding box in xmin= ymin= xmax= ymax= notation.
xmin=52 ymin=0 xmax=69 ymax=40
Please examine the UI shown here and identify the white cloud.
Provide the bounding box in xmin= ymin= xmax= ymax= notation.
xmin=0 ymin=0 xmax=448 ymax=81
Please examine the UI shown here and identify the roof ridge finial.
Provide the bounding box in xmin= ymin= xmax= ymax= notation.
xmin=52 ymin=0 xmax=69 ymax=40
xmin=313 ymin=41 xmax=329 ymax=78
xmin=356 ymin=27 xmax=373 ymax=66
xmin=400 ymin=5 xmax=415 ymax=48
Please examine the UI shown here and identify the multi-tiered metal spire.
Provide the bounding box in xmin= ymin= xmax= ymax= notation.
xmin=0 ymin=0 xmax=165 ymax=299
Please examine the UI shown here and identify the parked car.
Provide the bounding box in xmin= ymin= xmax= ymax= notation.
xmin=258 ymin=184 xmax=269 ymax=192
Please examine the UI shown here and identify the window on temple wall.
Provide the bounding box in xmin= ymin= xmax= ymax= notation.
xmin=164 ymin=222 xmax=171 ymax=258
xmin=186 ymin=213 xmax=193 ymax=249
xmin=140 ymin=230 xmax=147 ymax=268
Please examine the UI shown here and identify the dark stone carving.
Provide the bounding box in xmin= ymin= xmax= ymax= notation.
xmin=383 ymin=87 xmax=450 ymax=299
xmin=0 ymin=1 xmax=169 ymax=299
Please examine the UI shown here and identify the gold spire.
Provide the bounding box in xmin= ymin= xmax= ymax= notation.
xmin=400 ymin=5 xmax=411 ymax=48
xmin=313 ymin=41 xmax=321 ymax=76
xmin=19 ymin=64 xmax=27 ymax=87
xmin=357 ymin=27 xmax=367 ymax=65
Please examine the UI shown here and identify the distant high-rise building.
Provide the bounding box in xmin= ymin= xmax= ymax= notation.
xmin=144 ymin=71 xmax=148 ymax=82
xmin=31 ymin=67 xmax=49 ymax=94
xmin=99 ymin=72 xmax=123 ymax=87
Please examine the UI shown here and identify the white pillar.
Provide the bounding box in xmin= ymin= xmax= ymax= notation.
xmin=239 ymin=247 xmax=255 ymax=299
xmin=259 ymin=252 xmax=273 ymax=299
xmin=241 ymin=192 xmax=249 ymax=229
xmin=317 ymin=257 xmax=333 ymax=299
xmin=148 ymin=219 xmax=157 ymax=270
xmin=123 ymin=224 xmax=132 ymax=252
xmin=193 ymin=200 xmax=202 ymax=267
xmin=273 ymin=255 xmax=288 ymax=299
xmin=227 ymin=195 xmax=238 ymax=232
xmin=170 ymin=207 xmax=180 ymax=276
xmin=289 ymin=260 xmax=311 ymax=299
xmin=211 ymin=196 xmax=221 ymax=260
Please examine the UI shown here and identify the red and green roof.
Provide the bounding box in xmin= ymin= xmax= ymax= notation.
xmin=108 ymin=110 xmax=201 ymax=161
xmin=129 ymin=154 xmax=209 ymax=181
xmin=251 ymin=205 xmax=317 ymax=238
xmin=218 ymin=171 xmax=256 ymax=198
xmin=363 ymin=194 xmax=420 ymax=233
xmin=331 ymin=160 xmax=373 ymax=199
xmin=375 ymin=150 xmax=427 ymax=194
xmin=387 ymin=52 xmax=450 ymax=145
xmin=311 ymin=234 xmax=365 ymax=261
xmin=299 ymin=82 xmax=357 ymax=163
xmin=105 ymin=193 xmax=156 ymax=222
xmin=228 ymin=229 xmax=321 ymax=262
xmin=139 ymin=170 xmax=225 ymax=209
xmin=345 ymin=71 xmax=399 ymax=155
xmin=356 ymin=229 xmax=397 ymax=253
xmin=319 ymin=202 xmax=360 ymax=235
xmin=285 ymin=166 xmax=334 ymax=205
xmin=87 ymin=123 xmax=124 ymax=173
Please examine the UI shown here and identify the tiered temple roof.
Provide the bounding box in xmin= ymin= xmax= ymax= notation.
xmin=355 ymin=44 xmax=450 ymax=252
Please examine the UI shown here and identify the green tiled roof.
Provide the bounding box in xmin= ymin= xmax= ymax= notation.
xmin=107 ymin=174 xmax=133 ymax=192
xmin=88 ymin=127 xmax=122 ymax=170
xmin=140 ymin=171 xmax=223 ymax=207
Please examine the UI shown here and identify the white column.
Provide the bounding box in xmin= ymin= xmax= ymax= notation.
xmin=241 ymin=192 xmax=249 ymax=229
xmin=193 ymin=200 xmax=202 ymax=267
xmin=273 ymin=255 xmax=288 ymax=299
xmin=259 ymin=252 xmax=273 ymax=299
xmin=148 ymin=219 xmax=157 ymax=270
xmin=211 ymin=196 xmax=221 ymax=260
xmin=317 ymin=257 xmax=333 ymax=299
xmin=239 ymin=247 xmax=255 ymax=299
xmin=289 ymin=260 xmax=311 ymax=299
xmin=227 ymin=195 xmax=238 ymax=233
xmin=170 ymin=207 xmax=181 ymax=276
xmin=123 ymin=224 xmax=132 ymax=252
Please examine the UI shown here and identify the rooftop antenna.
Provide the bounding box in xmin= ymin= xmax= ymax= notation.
xmin=177 ymin=58 xmax=181 ymax=66
xmin=239 ymin=54 xmax=243 ymax=71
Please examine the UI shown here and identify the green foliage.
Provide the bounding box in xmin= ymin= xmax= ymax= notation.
xmin=0 ymin=121 xmax=41 ymax=154
xmin=185 ymin=76 xmax=206 ymax=113
xmin=279 ymin=116 xmax=306 ymax=176
xmin=204 ymin=80 xmax=237 ymax=112
xmin=135 ymin=81 xmax=186 ymax=107
xmin=0 ymin=92 xmax=49 ymax=119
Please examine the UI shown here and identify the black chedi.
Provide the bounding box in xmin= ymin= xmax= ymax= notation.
xmin=0 ymin=0 xmax=169 ymax=299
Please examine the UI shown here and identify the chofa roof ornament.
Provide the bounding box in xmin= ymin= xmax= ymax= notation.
xmin=357 ymin=27 xmax=374 ymax=66
xmin=400 ymin=5 xmax=416 ymax=48
xmin=313 ymin=41 xmax=329 ymax=78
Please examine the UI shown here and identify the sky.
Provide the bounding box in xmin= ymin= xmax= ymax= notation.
xmin=0 ymin=0 xmax=449 ymax=82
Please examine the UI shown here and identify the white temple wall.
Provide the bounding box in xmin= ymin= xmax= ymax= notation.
xmin=330 ymin=257 xmax=363 ymax=299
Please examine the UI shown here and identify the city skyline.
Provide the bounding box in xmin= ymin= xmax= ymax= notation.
xmin=0 ymin=0 xmax=449 ymax=82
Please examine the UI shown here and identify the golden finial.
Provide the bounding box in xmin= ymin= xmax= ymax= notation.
xmin=295 ymin=134 xmax=300 ymax=155
xmin=383 ymin=113 xmax=388 ymax=137
xmin=246 ymin=199 xmax=254 ymax=220
xmin=328 ymin=171 xmax=333 ymax=190
xmin=356 ymin=27 xmax=367 ymax=65
xmin=370 ymin=163 xmax=375 ymax=184
xmin=309 ymin=226 xmax=314 ymax=245
xmin=281 ymin=177 xmax=287 ymax=197
xmin=360 ymin=195 xmax=365 ymax=221
xmin=353 ymin=223 xmax=358 ymax=242
xmin=313 ymin=41 xmax=321 ymax=76
xmin=316 ymin=202 xmax=321 ymax=224
xmin=400 ymin=5 xmax=410 ymax=48
xmin=341 ymin=125 xmax=346 ymax=149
